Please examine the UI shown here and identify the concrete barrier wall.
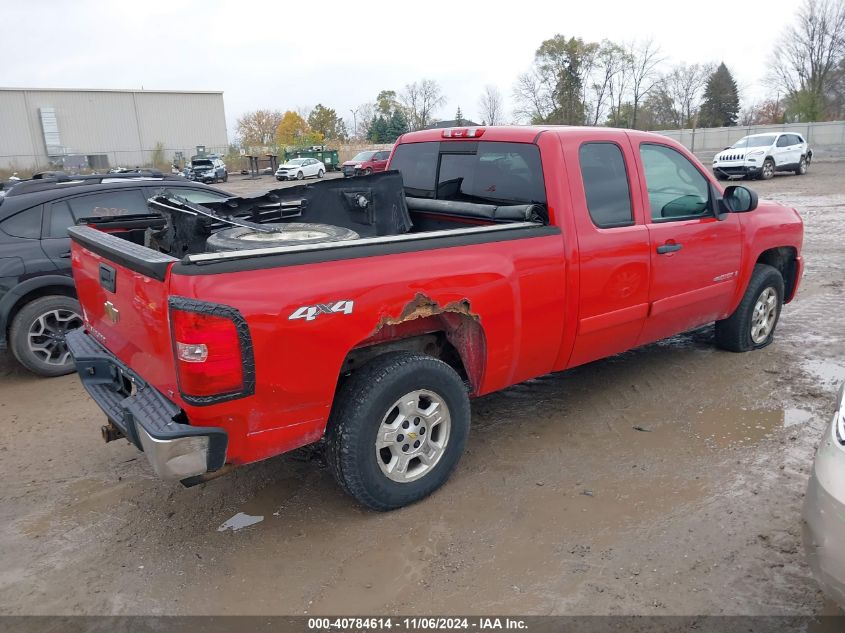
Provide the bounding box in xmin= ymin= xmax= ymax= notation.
xmin=653 ymin=121 xmax=845 ymax=159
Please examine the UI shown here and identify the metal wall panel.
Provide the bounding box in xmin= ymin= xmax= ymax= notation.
xmin=0 ymin=88 xmax=227 ymax=170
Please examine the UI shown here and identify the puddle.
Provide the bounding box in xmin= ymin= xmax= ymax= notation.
xmin=689 ymin=408 xmax=784 ymax=448
xmin=784 ymin=408 xmax=814 ymax=427
xmin=217 ymin=512 xmax=264 ymax=532
xmin=802 ymin=359 xmax=845 ymax=386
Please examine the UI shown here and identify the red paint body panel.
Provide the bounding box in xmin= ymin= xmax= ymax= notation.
xmin=71 ymin=126 xmax=805 ymax=469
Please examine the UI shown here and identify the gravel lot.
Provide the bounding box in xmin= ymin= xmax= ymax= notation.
xmin=1 ymin=162 xmax=844 ymax=616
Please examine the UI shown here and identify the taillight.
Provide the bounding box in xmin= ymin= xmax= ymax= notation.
xmin=169 ymin=301 xmax=251 ymax=401
xmin=442 ymin=127 xmax=485 ymax=138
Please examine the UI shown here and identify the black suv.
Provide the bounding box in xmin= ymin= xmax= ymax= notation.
xmin=0 ymin=173 xmax=232 ymax=377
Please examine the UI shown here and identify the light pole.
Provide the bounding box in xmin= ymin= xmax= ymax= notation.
xmin=350 ymin=107 xmax=360 ymax=140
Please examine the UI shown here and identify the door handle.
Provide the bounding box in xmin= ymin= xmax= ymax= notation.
xmin=60 ymin=251 xmax=72 ymax=258
xmin=656 ymin=243 xmax=683 ymax=254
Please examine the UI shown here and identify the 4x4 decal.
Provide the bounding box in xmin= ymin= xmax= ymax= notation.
xmin=288 ymin=300 xmax=354 ymax=322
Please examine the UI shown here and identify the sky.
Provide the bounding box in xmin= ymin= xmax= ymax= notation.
xmin=1 ymin=0 xmax=798 ymax=138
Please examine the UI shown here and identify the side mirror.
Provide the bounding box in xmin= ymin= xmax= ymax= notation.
xmin=723 ymin=185 xmax=758 ymax=213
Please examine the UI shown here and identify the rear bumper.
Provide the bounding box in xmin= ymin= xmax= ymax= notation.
xmin=65 ymin=328 xmax=227 ymax=481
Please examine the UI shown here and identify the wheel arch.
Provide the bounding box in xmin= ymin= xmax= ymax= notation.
xmin=339 ymin=310 xmax=486 ymax=396
xmin=755 ymin=246 xmax=799 ymax=303
xmin=0 ymin=276 xmax=77 ymax=345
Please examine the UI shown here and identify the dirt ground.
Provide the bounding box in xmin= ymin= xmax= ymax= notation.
xmin=1 ymin=162 xmax=844 ymax=616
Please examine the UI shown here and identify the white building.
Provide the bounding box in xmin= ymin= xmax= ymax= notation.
xmin=0 ymin=87 xmax=228 ymax=171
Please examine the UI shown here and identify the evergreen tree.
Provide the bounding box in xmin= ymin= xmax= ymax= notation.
xmin=699 ymin=62 xmax=740 ymax=127
xmin=386 ymin=109 xmax=409 ymax=141
xmin=455 ymin=107 xmax=464 ymax=125
xmin=367 ymin=115 xmax=389 ymax=143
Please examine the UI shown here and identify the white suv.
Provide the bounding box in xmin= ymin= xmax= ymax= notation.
xmin=712 ymin=132 xmax=812 ymax=181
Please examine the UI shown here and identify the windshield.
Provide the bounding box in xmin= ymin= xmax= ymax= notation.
xmin=191 ymin=160 xmax=213 ymax=169
xmin=286 ymin=159 xmax=307 ymax=165
xmin=352 ymin=151 xmax=376 ymax=162
xmin=390 ymin=141 xmax=546 ymax=205
xmin=731 ymin=135 xmax=776 ymax=149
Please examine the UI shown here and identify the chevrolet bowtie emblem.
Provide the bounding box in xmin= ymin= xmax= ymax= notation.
xmin=104 ymin=301 xmax=120 ymax=324
xmin=407 ymin=431 xmax=418 ymax=440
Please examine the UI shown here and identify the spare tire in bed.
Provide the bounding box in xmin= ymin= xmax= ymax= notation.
xmin=206 ymin=222 xmax=360 ymax=252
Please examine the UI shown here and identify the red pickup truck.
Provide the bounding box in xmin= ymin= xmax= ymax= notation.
xmin=65 ymin=126 xmax=804 ymax=510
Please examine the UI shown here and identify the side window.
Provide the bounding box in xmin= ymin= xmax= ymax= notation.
xmin=790 ymin=134 xmax=803 ymax=145
xmin=0 ymin=205 xmax=43 ymax=239
xmin=67 ymin=189 xmax=148 ymax=219
xmin=639 ymin=144 xmax=710 ymax=221
xmin=579 ymin=143 xmax=633 ymax=228
xmin=776 ymin=135 xmax=789 ymax=147
xmin=47 ymin=201 xmax=76 ymax=237
xmin=376 ymin=151 xmax=389 ymax=160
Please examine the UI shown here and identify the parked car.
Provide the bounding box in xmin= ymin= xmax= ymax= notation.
xmin=803 ymin=383 xmax=845 ymax=609
xmin=190 ymin=156 xmax=228 ymax=183
xmin=65 ymin=125 xmax=803 ymax=510
xmin=712 ymin=132 xmax=813 ymax=181
xmin=275 ymin=158 xmax=325 ymax=181
xmin=341 ymin=150 xmax=390 ymax=177
xmin=0 ymin=174 xmax=232 ymax=377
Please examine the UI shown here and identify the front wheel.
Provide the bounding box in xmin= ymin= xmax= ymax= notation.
xmin=715 ymin=264 xmax=784 ymax=352
xmin=9 ymin=295 xmax=83 ymax=377
xmin=296 ymin=171 xmax=304 ymax=180
xmin=761 ymin=158 xmax=775 ymax=180
xmin=326 ymin=352 xmax=471 ymax=511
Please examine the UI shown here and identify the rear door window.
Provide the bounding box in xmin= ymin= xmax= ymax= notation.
xmin=67 ymin=189 xmax=148 ymax=219
xmin=390 ymin=141 xmax=546 ymax=204
xmin=579 ymin=143 xmax=633 ymax=228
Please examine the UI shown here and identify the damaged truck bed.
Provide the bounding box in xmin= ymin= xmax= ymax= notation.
xmin=64 ymin=125 xmax=803 ymax=510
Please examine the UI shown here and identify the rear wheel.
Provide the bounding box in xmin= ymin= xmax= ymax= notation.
xmin=715 ymin=264 xmax=784 ymax=352
xmin=9 ymin=295 xmax=82 ymax=377
xmin=326 ymin=352 xmax=471 ymax=511
xmin=761 ymin=158 xmax=775 ymax=180
xmin=318 ymin=169 xmax=324 ymax=179
xmin=795 ymin=156 xmax=808 ymax=175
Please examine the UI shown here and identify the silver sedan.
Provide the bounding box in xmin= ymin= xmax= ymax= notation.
xmin=803 ymin=383 xmax=845 ymax=608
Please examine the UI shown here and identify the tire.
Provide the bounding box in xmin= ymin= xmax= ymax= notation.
xmin=223 ymin=171 xmax=229 ymax=183
xmin=317 ymin=169 xmax=324 ymax=179
xmin=276 ymin=177 xmax=283 ymax=181
xmin=326 ymin=352 xmax=471 ymax=511
xmin=296 ymin=171 xmax=304 ymax=180
xmin=714 ymin=171 xmax=727 ymax=181
xmin=715 ymin=264 xmax=784 ymax=352
xmin=795 ymin=156 xmax=808 ymax=175
xmin=761 ymin=158 xmax=775 ymax=180
xmin=363 ymin=168 xmax=373 ymax=175
xmin=205 ymin=222 xmax=359 ymax=252
xmin=9 ymin=295 xmax=82 ymax=377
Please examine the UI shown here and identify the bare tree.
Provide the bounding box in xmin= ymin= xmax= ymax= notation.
xmin=478 ymin=85 xmax=504 ymax=125
xmin=586 ymin=41 xmax=627 ymax=125
xmin=769 ymin=0 xmax=845 ymax=119
xmin=400 ymin=79 xmax=446 ymax=130
xmin=627 ymin=38 xmax=664 ymax=129
xmin=512 ymin=69 xmax=553 ymax=123
xmin=236 ymin=109 xmax=284 ymax=148
xmin=661 ymin=62 xmax=714 ymax=128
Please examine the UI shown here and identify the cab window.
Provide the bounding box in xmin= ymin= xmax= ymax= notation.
xmin=579 ymin=143 xmax=633 ymax=228
xmin=639 ymin=144 xmax=710 ymax=221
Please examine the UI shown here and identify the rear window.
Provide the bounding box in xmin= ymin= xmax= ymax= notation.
xmin=390 ymin=141 xmax=546 ymax=205
xmin=0 ymin=205 xmax=42 ymax=239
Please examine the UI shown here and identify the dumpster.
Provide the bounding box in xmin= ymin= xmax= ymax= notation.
xmin=284 ymin=146 xmax=340 ymax=172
